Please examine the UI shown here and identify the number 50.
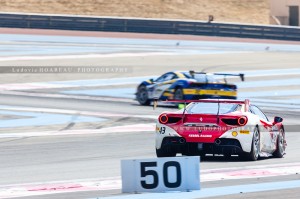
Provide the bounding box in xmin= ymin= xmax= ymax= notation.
xmin=140 ymin=161 xmax=182 ymax=189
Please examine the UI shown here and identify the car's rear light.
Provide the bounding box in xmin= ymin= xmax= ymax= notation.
xmin=230 ymin=85 xmax=237 ymax=89
xmin=221 ymin=118 xmax=238 ymax=125
xmin=159 ymin=114 xmax=181 ymax=124
xmin=238 ymin=116 xmax=248 ymax=126
xmin=159 ymin=114 xmax=168 ymax=124
xmin=221 ymin=116 xmax=247 ymax=126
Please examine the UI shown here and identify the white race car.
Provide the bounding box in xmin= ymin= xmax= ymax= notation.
xmin=155 ymin=99 xmax=286 ymax=161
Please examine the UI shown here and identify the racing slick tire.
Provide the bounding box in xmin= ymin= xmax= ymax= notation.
xmin=137 ymin=85 xmax=151 ymax=105
xmin=243 ymin=126 xmax=260 ymax=161
xmin=273 ymin=128 xmax=285 ymax=158
xmin=174 ymin=88 xmax=184 ymax=100
xmin=156 ymin=147 xmax=176 ymax=157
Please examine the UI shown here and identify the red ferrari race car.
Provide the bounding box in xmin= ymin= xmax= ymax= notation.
xmin=155 ymin=99 xmax=286 ymax=161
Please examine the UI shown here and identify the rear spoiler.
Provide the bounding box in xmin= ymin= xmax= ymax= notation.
xmin=164 ymin=99 xmax=248 ymax=104
xmin=213 ymin=73 xmax=245 ymax=82
xmin=189 ymin=71 xmax=245 ymax=82
xmin=154 ymin=99 xmax=250 ymax=112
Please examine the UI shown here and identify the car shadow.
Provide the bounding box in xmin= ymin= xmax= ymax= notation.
xmin=192 ymin=155 xmax=267 ymax=162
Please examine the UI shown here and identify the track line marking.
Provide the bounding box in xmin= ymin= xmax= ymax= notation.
xmin=0 ymin=105 xmax=157 ymax=119
xmin=0 ymin=105 xmax=157 ymax=130
xmin=0 ymin=124 xmax=156 ymax=138
xmin=0 ymin=52 xmax=176 ymax=61
xmin=0 ymin=90 xmax=133 ymax=103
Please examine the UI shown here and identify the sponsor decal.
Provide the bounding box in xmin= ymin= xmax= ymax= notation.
xmin=240 ymin=130 xmax=250 ymax=134
xmin=188 ymin=134 xmax=212 ymax=138
xmin=232 ymin=131 xmax=238 ymax=137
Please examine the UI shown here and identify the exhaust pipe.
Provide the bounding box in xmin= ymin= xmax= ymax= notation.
xmin=179 ymin=138 xmax=186 ymax=144
xmin=215 ymin=139 xmax=221 ymax=145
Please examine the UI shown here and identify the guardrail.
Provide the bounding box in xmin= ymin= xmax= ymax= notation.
xmin=1 ymin=12 xmax=300 ymax=41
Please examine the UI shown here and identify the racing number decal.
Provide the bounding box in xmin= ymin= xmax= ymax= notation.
xmin=140 ymin=161 xmax=182 ymax=189
xmin=159 ymin=127 xmax=166 ymax=134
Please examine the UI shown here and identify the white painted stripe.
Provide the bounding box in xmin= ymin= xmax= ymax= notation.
xmin=0 ymin=83 xmax=72 ymax=91
xmin=0 ymin=105 xmax=157 ymax=119
xmin=0 ymin=124 xmax=155 ymax=138
xmin=0 ymin=90 xmax=133 ymax=103
xmin=0 ymin=52 xmax=176 ymax=61
xmin=0 ymin=162 xmax=299 ymax=199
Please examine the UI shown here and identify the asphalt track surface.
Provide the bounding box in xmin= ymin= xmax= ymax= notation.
xmin=0 ymin=28 xmax=300 ymax=199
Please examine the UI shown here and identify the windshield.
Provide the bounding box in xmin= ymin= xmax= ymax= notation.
xmin=187 ymin=102 xmax=240 ymax=114
xmin=182 ymin=72 xmax=220 ymax=83
xmin=194 ymin=74 xmax=219 ymax=83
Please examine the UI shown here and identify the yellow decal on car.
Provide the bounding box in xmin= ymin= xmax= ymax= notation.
xmin=183 ymin=89 xmax=237 ymax=96
xmin=198 ymin=90 xmax=237 ymax=97
xmin=240 ymin=130 xmax=250 ymax=134
xmin=174 ymin=72 xmax=186 ymax=78
xmin=183 ymin=89 xmax=197 ymax=95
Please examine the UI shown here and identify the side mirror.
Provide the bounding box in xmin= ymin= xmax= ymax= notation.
xmin=273 ymin=116 xmax=283 ymax=124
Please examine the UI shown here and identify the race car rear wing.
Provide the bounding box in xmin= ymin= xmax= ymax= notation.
xmin=164 ymin=99 xmax=248 ymax=104
xmin=213 ymin=73 xmax=245 ymax=82
xmin=189 ymin=71 xmax=245 ymax=82
xmin=154 ymin=99 xmax=250 ymax=115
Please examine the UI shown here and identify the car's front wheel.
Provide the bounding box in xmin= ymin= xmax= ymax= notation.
xmin=137 ymin=85 xmax=151 ymax=105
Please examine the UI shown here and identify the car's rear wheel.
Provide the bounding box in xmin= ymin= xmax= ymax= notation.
xmin=137 ymin=85 xmax=151 ymax=105
xmin=243 ymin=127 xmax=260 ymax=161
xmin=273 ymin=128 xmax=285 ymax=158
xmin=174 ymin=88 xmax=184 ymax=100
xmin=156 ymin=147 xmax=176 ymax=157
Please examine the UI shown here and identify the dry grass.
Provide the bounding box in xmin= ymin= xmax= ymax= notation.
xmin=0 ymin=0 xmax=270 ymax=24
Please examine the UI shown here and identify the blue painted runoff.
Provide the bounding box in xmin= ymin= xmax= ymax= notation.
xmin=0 ymin=110 xmax=106 ymax=128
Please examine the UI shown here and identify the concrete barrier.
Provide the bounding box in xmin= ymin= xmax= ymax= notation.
xmin=1 ymin=12 xmax=300 ymax=41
